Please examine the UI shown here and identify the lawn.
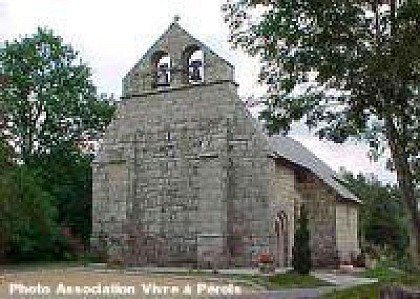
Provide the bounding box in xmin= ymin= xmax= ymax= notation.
xmin=322 ymin=266 xmax=420 ymax=299
xmin=323 ymin=283 xmax=381 ymax=299
xmin=359 ymin=266 xmax=420 ymax=287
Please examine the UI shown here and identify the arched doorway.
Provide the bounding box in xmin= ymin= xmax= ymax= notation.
xmin=274 ymin=211 xmax=289 ymax=267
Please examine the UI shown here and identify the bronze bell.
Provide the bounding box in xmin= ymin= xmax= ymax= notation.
xmin=189 ymin=60 xmax=202 ymax=82
xmin=157 ymin=63 xmax=170 ymax=86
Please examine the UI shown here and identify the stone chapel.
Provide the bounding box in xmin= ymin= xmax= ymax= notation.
xmin=91 ymin=19 xmax=360 ymax=268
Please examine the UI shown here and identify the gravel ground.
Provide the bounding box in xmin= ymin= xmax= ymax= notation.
xmin=0 ymin=266 xmax=258 ymax=299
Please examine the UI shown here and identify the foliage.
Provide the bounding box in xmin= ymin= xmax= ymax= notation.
xmin=323 ymin=267 xmax=420 ymax=298
xmin=0 ymin=28 xmax=115 ymax=262
xmin=323 ymin=283 xmax=380 ymax=299
xmin=341 ymin=171 xmax=409 ymax=258
xmin=0 ymin=27 xmax=114 ymax=164
xmin=31 ymin=145 xmax=93 ymax=245
xmin=292 ymin=205 xmax=311 ymax=275
xmin=0 ymin=140 xmax=15 ymax=262
xmin=0 ymin=165 xmax=64 ymax=261
xmin=223 ymin=0 xmax=420 ymax=265
xmin=360 ymin=262 xmax=404 ymax=282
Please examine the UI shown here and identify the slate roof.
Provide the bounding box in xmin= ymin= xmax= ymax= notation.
xmin=268 ymin=135 xmax=361 ymax=203
xmin=246 ymin=110 xmax=359 ymax=203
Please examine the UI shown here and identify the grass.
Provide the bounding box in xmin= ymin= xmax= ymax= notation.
xmin=323 ymin=283 xmax=381 ymax=299
xmin=358 ymin=266 xmax=403 ymax=281
xmin=267 ymin=272 xmax=332 ymax=289
xmin=359 ymin=265 xmax=420 ymax=287
xmin=322 ymin=265 xmax=420 ymax=299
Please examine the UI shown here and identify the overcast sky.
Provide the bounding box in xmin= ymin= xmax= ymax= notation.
xmin=0 ymin=0 xmax=396 ymax=183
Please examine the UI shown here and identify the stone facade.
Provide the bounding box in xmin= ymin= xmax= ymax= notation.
xmin=91 ymin=20 xmax=360 ymax=268
xmin=295 ymin=170 xmax=340 ymax=267
xmin=336 ymin=202 xmax=359 ymax=263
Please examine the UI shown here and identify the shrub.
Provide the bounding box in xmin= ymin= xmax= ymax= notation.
xmin=292 ymin=205 xmax=312 ymax=274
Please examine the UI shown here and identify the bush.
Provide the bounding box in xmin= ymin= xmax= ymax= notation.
xmin=1 ymin=167 xmax=63 ymax=262
xmin=292 ymin=205 xmax=312 ymax=274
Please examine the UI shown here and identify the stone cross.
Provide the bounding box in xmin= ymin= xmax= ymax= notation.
xmin=173 ymin=15 xmax=181 ymax=24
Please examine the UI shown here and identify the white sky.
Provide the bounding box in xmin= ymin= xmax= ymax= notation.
xmin=0 ymin=0 xmax=396 ymax=183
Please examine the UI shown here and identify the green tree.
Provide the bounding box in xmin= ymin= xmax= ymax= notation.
xmin=33 ymin=145 xmax=93 ymax=246
xmin=292 ymin=205 xmax=311 ymax=275
xmin=0 ymin=27 xmax=114 ymax=164
xmin=0 ymin=28 xmax=115 ymax=260
xmin=0 ymin=164 xmax=62 ymax=262
xmin=0 ymin=137 xmax=58 ymax=262
xmin=0 ymin=137 xmax=15 ymax=262
xmin=223 ymin=0 xmax=420 ymax=265
xmin=6 ymin=167 xmax=60 ymax=261
xmin=341 ymin=171 xmax=408 ymax=258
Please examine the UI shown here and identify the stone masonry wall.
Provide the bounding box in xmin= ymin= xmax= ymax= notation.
xmin=115 ymin=82 xmax=232 ymax=267
xmin=270 ymin=159 xmax=300 ymax=267
xmin=122 ymin=23 xmax=234 ymax=97
xmin=224 ymin=107 xmax=273 ymax=267
xmin=92 ymin=153 xmax=130 ymax=263
xmin=92 ymin=21 xmax=296 ymax=268
xmin=93 ymin=79 xmax=279 ymax=267
xmin=336 ymin=202 xmax=359 ymax=263
xmin=92 ymin=75 xmax=302 ymax=267
xmin=92 ymin=21 xmax=355 ymax=269
xmin=296 ymin=171 xmax=338 ymax=267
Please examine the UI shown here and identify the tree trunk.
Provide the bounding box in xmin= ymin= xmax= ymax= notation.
xmin=391 ymin=136 xmax=419 ymax=268
xmin=385 ymin=117 xmax=420 ymax=267
xmin=399 ymin=174 xmax=420 ymax=267
xmin=384 ymin=0 xmax=420 ymax=268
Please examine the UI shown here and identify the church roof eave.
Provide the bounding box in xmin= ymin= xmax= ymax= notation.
xmin=249 ymin=117 xmax=360 ymax=203
xmin=269 ymin=136 xmax=361 ymax=204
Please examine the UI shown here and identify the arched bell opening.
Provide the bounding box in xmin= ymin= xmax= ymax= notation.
xmin=151 ymin=51 xmax=171 ymax=88
xmin=182 ymin=45 xmax=204 ymax=84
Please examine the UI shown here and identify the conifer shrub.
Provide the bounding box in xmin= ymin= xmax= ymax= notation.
xmin=292 ymin=205 xmax=312 ymax=274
